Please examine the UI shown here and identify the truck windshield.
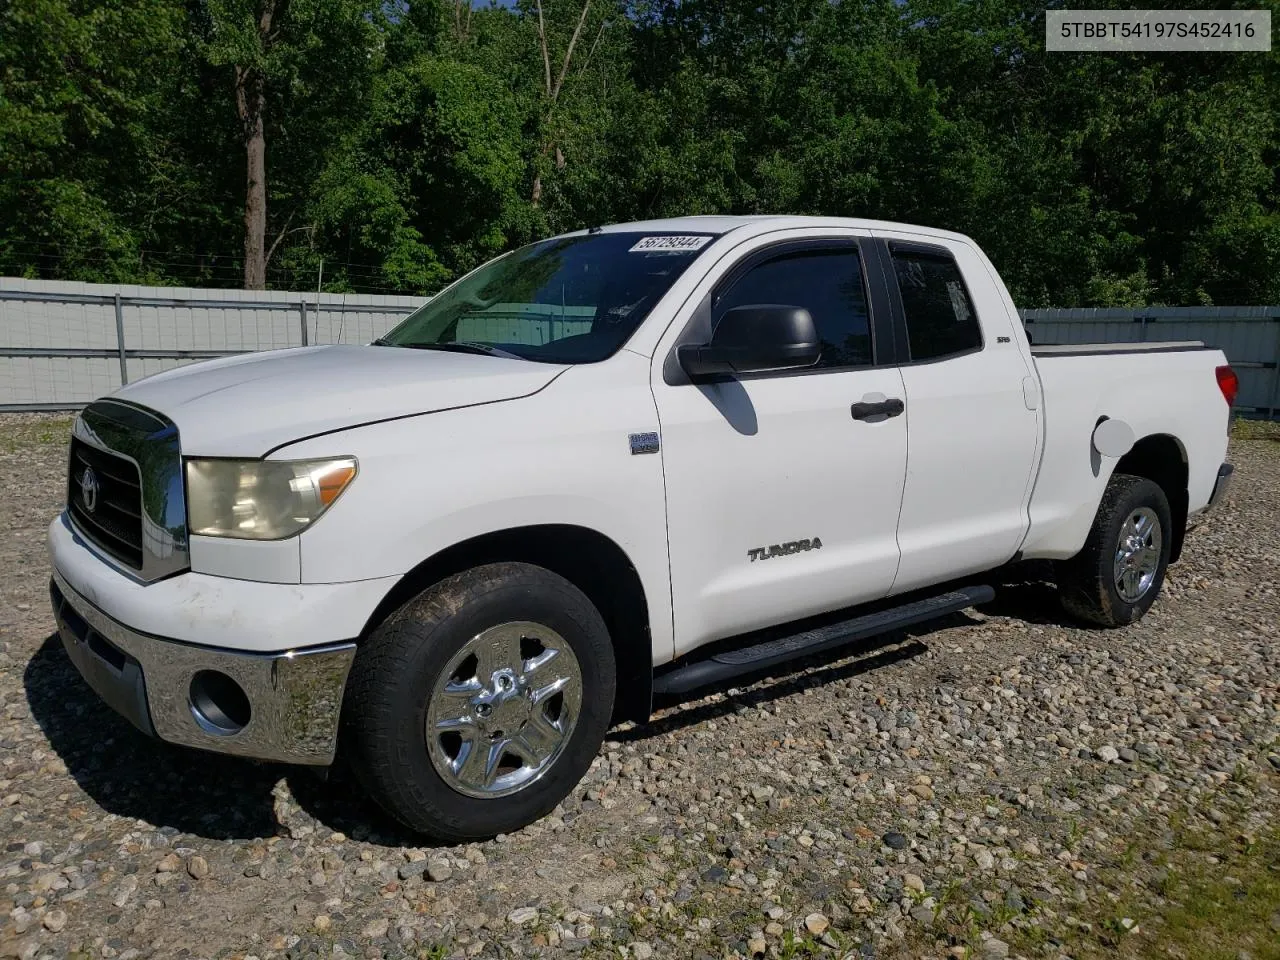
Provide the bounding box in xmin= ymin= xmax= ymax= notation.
xmin=377 ymin=231 xmax=719 ymax=364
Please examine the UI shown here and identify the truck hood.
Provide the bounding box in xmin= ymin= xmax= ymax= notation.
xmin=112 ymin=345 xmax=566 ymax=456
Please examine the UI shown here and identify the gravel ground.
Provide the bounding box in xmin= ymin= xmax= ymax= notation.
xmin=1 ymin=413 xmax=1277 ymax=960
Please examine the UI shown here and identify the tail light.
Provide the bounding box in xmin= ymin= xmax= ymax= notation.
xmin=1215 ymin=365 xmax=1239 ymax=407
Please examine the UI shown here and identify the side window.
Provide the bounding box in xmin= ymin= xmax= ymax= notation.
xmin=713 ymin=249 xmax=872 ymax=368
xmin=890 ymin=251 xmax=982 ymax=362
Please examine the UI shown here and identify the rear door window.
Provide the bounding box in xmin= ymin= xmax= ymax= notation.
xmin=890 ymin=251 xmax=982 ymax=362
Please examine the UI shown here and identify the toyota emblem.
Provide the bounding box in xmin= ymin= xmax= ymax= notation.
xmin=80 ymin=466 xmax=99 ymax=513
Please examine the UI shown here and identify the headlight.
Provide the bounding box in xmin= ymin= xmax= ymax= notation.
xmin=186 ymin=457 xmax=357 ymax=540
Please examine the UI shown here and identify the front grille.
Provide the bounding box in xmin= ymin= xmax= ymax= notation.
xmin=68 ymin=438 xmax=144 ymax=569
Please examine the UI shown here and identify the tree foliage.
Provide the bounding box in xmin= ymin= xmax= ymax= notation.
xmin=1 ymin=0 xmax=1277 ymax=305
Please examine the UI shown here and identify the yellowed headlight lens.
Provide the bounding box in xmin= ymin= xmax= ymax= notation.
xmin=186 ymin=457 xmax=357 ymax=540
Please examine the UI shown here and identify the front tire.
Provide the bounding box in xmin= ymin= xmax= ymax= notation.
xmin=1056 ymin=473 xmax=1172 ymax=628
xmin=342 ymin=562 xmax=616 ymax=841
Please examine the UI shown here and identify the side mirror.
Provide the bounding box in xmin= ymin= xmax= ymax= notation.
xmin=677 ymin=305 xmax=820 ymax=380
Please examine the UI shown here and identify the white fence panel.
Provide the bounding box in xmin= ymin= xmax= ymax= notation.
xmin=1 ymin=278 xmax=424 ymax=409
xmin=3 ymin=277 xmax=1277 ymax=417
xmin=1022 ymin=306 xmax=1279 ymax=418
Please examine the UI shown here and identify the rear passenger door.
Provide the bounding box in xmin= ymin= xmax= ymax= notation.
xmin=873 ymin=238 xmax=1042 ymax=593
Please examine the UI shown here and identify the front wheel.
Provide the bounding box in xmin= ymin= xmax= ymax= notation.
xmin=342 ymin=562 xmax=616 ymax=841
xmin=1056 ymin=473 xmax=1172 ymax=628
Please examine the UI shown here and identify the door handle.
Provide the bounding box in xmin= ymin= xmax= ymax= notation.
xmin=850 ymin=398 xmax=905 ymax=421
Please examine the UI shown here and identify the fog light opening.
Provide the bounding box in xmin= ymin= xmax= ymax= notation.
xmin=188 ymin=670 xmax=251 ymax=735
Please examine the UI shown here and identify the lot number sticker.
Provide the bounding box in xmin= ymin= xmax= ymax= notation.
xmin=628 ymin=235 xmax=713 ymax=253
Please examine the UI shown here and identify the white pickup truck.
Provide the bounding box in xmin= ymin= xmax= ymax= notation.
xmin=48 ymin=216 xmax=1236 ymax=840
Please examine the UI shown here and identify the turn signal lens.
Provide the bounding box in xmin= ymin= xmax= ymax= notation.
xmin=315 ymin=462 xmax=357 ymax=506
xmin=1215 ymin=365 xmax=1239 ymax=407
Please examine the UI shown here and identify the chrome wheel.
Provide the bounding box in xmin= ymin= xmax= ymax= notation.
xmin=1113 ymin=506 xmax=1162 ymax=603
xmin=425 ymin=621 xmax=583 ymax=799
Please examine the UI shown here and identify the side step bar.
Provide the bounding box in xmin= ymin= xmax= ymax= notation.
xmin=653 ymin=585 xmax=994 ymax=697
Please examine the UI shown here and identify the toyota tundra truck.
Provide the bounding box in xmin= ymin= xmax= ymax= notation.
xmin=47 ymin=216 xmax=1236 ymax=840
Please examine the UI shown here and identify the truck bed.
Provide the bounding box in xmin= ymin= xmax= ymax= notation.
xmin=1020 ymin=341 xmax=1229 ymax=561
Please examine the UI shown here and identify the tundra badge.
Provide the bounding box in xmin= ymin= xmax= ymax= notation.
xmin=748 ymin=538 xmax=823 ymax=562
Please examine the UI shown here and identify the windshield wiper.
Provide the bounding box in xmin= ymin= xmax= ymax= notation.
xmin=391 ymin=341 xmax=524 ymax=360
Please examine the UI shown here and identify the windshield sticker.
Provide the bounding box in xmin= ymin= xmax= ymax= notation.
xmin=628 ymin=235 xmax=713 ymax=254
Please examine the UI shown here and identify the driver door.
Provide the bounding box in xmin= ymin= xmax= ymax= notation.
xmin=651 ymin=236 xmax=909 ymax=657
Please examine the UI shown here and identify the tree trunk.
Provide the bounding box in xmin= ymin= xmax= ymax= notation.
xmin=531 ymin=0 xmax=593 ymax=206
xmin=235 ymin=0 xmax=277 ymax=291
xmin=237 ymin=66 xmax=268 ymax=290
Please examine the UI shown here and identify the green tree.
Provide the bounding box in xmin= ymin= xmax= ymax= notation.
xmin=0 ymin=0 xmax=188 ymax=280
xmin=309 ymin=54 xmax=529 ymax=290
xmin=197 ymin=0 xmax=383 ymax=288
xmin=1 ymin=0 xmax=1277 ymax=305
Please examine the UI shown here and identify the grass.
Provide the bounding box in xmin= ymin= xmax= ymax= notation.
xmin=1119 ymin=825 xmax=1280 ymax=960
xmin=0 ymin=414 xmax=74 ymax=452
xmin=1230 ymin=417 xmax=1280 ymax=441
xmin=777 ymin=931 xmax=826 ymax=958
xmin=1020 ymin=815 xmax=1280 ymax=959
xmin=895 ymin=787 xmax=1279 ymax=960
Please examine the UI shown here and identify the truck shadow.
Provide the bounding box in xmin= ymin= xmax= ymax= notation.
xmin=618 ymin=613 xmax=973 ymax=744
xmin=23 ymin=634 xmax=415 ymax=845
xmin=977 ymin=562 xmax=1081 ymax=627
xmin=620 ymin=569 xmax=1080 ymax=745
xmin=24 ymin=633 xmax=286 ymax=839
xmin=23 ymin=578 xmax=1071 ymax=845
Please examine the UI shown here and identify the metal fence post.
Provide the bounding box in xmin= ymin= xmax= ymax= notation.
xmin=113 ymin=293 xmax=129 ymax=385
xmin=1270 ymin=315 xmax=1280 ymax=419
xmin=299 ymin=301 xmax=309 ymax=346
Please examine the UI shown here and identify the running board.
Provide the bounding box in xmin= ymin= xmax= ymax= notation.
xmin=652 ymin=585 xmax=994 ymax=697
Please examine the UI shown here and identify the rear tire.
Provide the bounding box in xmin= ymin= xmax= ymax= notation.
xmin=342 ymin=562 xmax=616 ymax=841
xmin=1056 ymin=473 xmax=1172 ymax=628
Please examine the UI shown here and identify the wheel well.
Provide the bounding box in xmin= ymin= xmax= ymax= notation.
xmin=1114 ymin=434 xmax=1189 ymax=562
xmin=359 ymin=525 xmax=653 ymax=725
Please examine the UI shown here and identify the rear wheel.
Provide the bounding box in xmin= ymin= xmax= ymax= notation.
xmin=1056 ymin=473 xmax=1172 ymax=628
xmin=342 ymin=562 xmax=616 ymax=841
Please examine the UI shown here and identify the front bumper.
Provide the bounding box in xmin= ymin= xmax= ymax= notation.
xmin=49 ymin=511 xmax=398 ymax=653
xmin=51 ymin=570 xmax=355 ymax=765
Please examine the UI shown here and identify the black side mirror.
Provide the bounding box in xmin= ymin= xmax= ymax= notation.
xmin=677 ymin=304 xmax=820 ymax=380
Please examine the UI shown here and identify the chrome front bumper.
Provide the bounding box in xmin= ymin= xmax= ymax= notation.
xmin=50 ymin=570 xmax=356 ymax=765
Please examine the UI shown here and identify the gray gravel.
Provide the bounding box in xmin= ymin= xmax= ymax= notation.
xmin=1 ymin=414 xmax=1277 ymax=960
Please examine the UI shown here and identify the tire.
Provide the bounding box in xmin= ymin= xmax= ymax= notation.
xmin=1056 ymin=473 xmax=1172 ymax=628
xmin=342 ymin=562 xmax=616 ymax=841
